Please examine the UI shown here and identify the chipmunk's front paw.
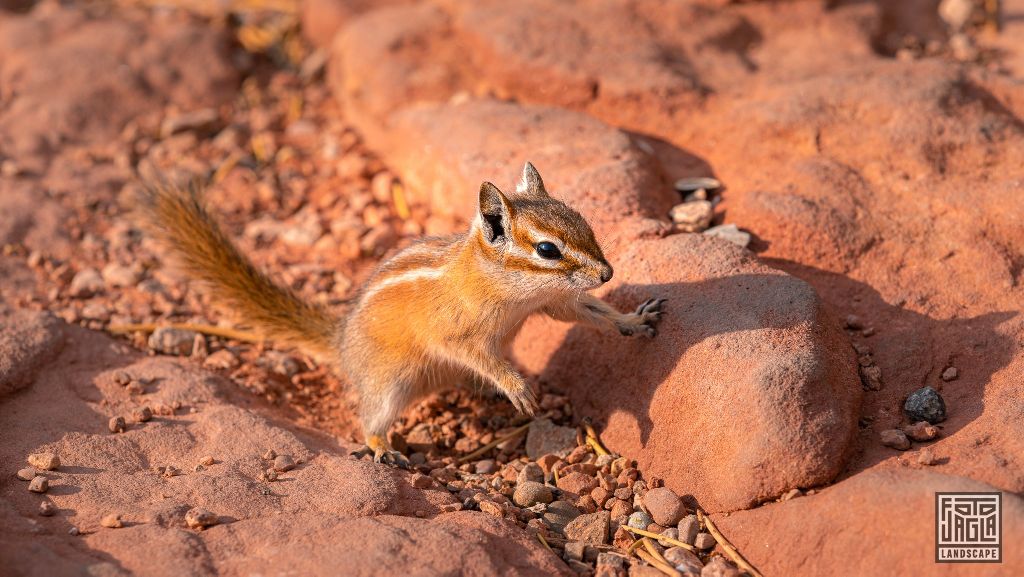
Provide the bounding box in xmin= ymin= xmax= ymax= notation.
xmin=505 ymin=381 xmax=538 ymax=416
xmin=617 ymin=298 xmax=666 ymax=338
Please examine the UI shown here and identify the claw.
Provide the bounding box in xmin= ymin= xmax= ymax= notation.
xmin=375 ymin=448 xmax=411 ymax=469
xmin=352 ymin=435 xmax=411 ymax=469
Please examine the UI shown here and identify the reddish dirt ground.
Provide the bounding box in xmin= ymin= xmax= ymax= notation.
xmin=1 ymin=0 xmax=1023 ymax=576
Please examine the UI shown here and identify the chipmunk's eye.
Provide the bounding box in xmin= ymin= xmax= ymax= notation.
xmin=535 ymin=241 xmax=562 ymax=260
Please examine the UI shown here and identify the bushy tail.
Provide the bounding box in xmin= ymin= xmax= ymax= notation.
xmin=138 ymin=181 xmax=337 ymax=359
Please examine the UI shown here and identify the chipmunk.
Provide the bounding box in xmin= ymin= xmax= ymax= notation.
xmin=141 ymin=162 xmax=665 ymax=466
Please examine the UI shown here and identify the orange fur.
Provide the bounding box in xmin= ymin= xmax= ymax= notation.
xmin=141 ymin=163 xmax=665 ymax=463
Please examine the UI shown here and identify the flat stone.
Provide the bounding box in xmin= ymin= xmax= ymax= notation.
xmin=526 ymin=419 xmax=578 ymax=460
xmin=880 ymin=429 xmax=911 ymax=451
xmin=564 ymin=511 xmax=610 ymax=544
xmin=543 ymin=500 xmax=582 ymax=533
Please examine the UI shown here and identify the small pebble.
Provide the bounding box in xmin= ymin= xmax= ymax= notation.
xmin=563 ymin=541 xmax=586 ymax=562
xmin=918 ymin=448 xmax=938 ymax=466
xmin=474 ymin=459 xmax=498 ymax=475
xmin=113 ymin=371 xmax=132 ymax=386
xmin=668 ymin=201 xmax=713 ymax=232
xmin=880 ymin=429 xmax=911 ymax=451
xmin=513 ymin=481 xmax=554 ymax=507
xmin=694 ymin=532 xmax=717 ymax=550
xmin=517 ymin=462 xmax=544 ymax=485
xmin=39 ymin=501 xmax=56 ymax=516
xmin=184 ymin=508 xmax=218 ymax=530
xmin=101 ymin=514 xmax=123 ymax=529
xmin=108 ymin=416 xmax=127 ymax=433
xmin=263 ymin=449 xmax=277 ymax=460
xmin=677 ymin=514 xmax=699 ymax=545
xmin=844 ymin=315 xmax=863 ymax=330
xmin=903 ymin=421 xmax=940 ymax=442
xmin=273 ymin=455 xmax=296 ymax=472
xmin=134 ymin=407 xmax=153 ymax=423
xmin=162 ymin=465 xmax=181 ymax=478
xmin=941 ymin=367 xmax=958 ymax=382
xmin=627 ymin=511 xmax=653 ymax=530
xmin=148 ymin=327 xmax=198 ymax=356
xmin=643 ymin=486 xmax=686 ymax=526
xmin=69 ymin=268 xmax=104 ymax=298
xmin=781 ymin=488 xmax=803 ymax=501
xmin=199 ymin=456 xmax=215 ymax=466
xmin=28 ymin=476 xmax=49 ymax=493
xmin=703 ymin=223 xmax=751 ymax=248
xmin=657 ymin=527 xmax=680 ymax=548
xmin=204 ymin=349 xmax=240 ymax=370
xmin=17 ymin=468 xmax=37 ymax=481
xmin=264 ymin=468 xmax=279 ymax=482
xmin=28 ymin=452 xmax=60 ymax=471
xmin=410 ymin=473 xmax=433 ymax=489
xmin=68 ymin=527 xmax=80 ymax=536
xmin=904 ymin=386 xmax=947 ymax=424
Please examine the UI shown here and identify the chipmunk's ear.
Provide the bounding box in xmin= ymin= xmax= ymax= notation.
xmin=515 ymin=161 xmax=548 ymax=198
xmin=478 ymin=181 xmax=513 ymax=243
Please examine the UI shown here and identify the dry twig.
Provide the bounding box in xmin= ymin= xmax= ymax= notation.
xmin=636 ymin=549 xmax=682 ymax=577
xmin=620 ymin=525 xmax=696 ymax=552
xmin=697 ymin=509 xmax=763 ymax=577
xmin=456 ymin=423 xmax=530 ymax=464
xmin=107 ymin=322 xmax=263 ymax=344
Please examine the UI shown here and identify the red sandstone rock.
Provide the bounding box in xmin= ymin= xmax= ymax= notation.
xmin=715 ymin=469 xmax=1024 ymax=576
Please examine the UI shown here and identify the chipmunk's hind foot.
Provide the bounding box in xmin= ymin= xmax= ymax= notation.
xmin=350 ymin=435 xmax=410 ymax=469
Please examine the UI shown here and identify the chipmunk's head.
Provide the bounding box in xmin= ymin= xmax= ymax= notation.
xmin=473 ymin=162 xmax=612 ymax=293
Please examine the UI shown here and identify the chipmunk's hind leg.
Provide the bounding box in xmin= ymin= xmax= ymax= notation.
xmin=350 ymin=375 xmax=414 ymax=469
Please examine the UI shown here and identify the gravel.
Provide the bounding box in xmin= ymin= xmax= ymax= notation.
xmin=101 ymin=514 xmax=124 ymax=528
xmin=517 ymin=462 xmax=544 ymax=485
xmin=703 ymin=224 xmax=750 ymax=248
xmin=563 ymin=511 xmax=610 ymax=544
xmin=543 ymin=500 xmax=582 ymax=533
xmin=273 ymin=454 xmax=296 ymax=472
xmin=69 ymin=268 xmax=104 ymax=298
xmin=627 ymin=510 xmax=654 ymax=530
xmin=643 ymin=486 xmax=687 ymax=526
xmin=918 ymin=448 xmax=938 ymax=466
xmin=525 ymin=419 xmax=577 ymax=460
xmin=513 ymin=481 xmax=553 ymax=507
xmin=880 ymin=429 xmax=911 ymax=450
xmin=28 ymin=476 xmax=49 ymax=493
xmin=185 ymin=508 xmax=218 ymax=530
xmin=902 ymin=421 xmax=940 ymax=442
xmin=134 ymin=406 xmax=153 ymax=422
xmin=665 ymin=546 xmax=704 ymax=575
xmin=27 ymin=452 xmax=60 ymax=471
xmin=148 ymin=327 xmax=199 ymax=355
xmin=904 ymin=386 xmax=947 ymax=423
xmin=694 ymin=532 xmax=717 ymax=550
xmin=108 ymin=416 xmax=127 ymax=433
xmin=669 ymin=201 xmax=713 ymax=232
xmin=17 ymin=468 xmax=37 ymax=481
xmin=678 ymin=514 xmax=700 ymax=545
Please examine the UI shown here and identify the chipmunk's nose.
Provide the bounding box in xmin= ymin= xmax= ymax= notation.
xmin=600 ymin=264 xmax=613 ymax=283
